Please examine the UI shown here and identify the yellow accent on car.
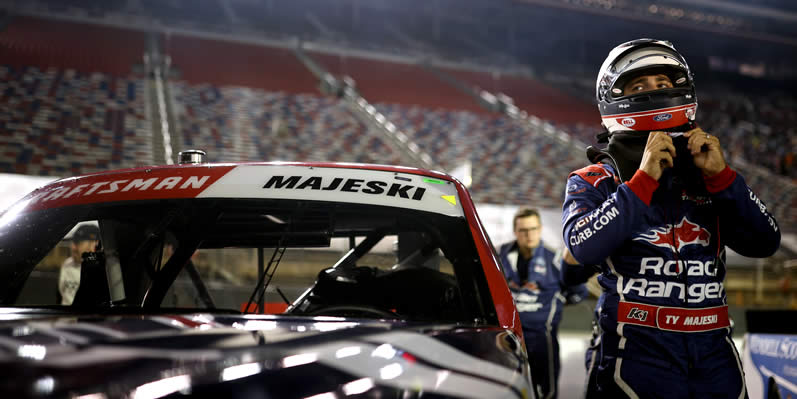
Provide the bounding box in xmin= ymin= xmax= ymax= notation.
xmin=441 ymin=195 xmax=457 ymax=205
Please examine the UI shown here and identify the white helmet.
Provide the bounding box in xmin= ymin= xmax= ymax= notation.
xmin=596 ymin=39 xmax=697 ymax=134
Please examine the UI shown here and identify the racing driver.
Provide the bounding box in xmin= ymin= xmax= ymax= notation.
xmin=562 ymin=38 xmax=781 ymax=398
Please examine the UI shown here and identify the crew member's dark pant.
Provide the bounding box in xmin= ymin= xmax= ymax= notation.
xmin=524 ymin=328 xmax=560 ymax=399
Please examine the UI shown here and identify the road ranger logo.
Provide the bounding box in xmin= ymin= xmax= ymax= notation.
xmin=263 ymin=175 xmax=426 ymax=201
xmin=624 ymin=258 xmax=723 ymax=304
xmin=627 ymin=307 xmax=649 ymax=322
xmin=633 ymin=216 xmax=710 ymax=252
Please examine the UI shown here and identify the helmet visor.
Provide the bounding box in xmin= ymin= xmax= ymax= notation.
xmin=607 ymin=46 xmax=691 ymax=98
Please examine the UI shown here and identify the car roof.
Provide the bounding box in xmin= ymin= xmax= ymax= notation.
xmin=13 ymin=162 xmax=469 ymax=217
xmin=47 ymin=161 xmax=458 ymax=182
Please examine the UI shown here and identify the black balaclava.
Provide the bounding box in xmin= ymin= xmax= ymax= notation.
xmin=597 ymin=123 xmax=707 ymax=195
xmin=605 ymin=131 xmax=647 ymax=183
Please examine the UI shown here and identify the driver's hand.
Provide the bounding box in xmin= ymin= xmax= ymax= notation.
xmin=639 ymin=131 xmax=675 ymax=181
xmin=684 ymin=127 xmax=726 ymax=177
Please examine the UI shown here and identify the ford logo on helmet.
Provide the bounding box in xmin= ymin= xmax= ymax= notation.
xmin=653 ymin=113 xmax=673 ymax=122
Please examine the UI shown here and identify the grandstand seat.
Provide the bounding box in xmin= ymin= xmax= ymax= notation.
xmin=0 ymin=66 xmax=151 ymax=176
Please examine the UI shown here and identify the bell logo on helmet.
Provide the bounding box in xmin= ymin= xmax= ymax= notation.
xmin=621 ymin=118 xmax=636 ymax=127
xmin=653 ymin=113 xmax=672 ymax=122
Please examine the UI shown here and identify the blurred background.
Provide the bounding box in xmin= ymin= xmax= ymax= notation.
xmin=0 ymin=0 xmax=795 ymax=395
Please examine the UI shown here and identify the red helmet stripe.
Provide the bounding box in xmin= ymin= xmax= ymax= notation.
xmin=602 ymin=104 xmax=695 ymax=118
xmin=603 ymin=110 xmax=692 ymax=131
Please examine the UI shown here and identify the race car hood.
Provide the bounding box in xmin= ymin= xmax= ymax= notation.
xmin=0 ymin=311 xmax=529 ymax=398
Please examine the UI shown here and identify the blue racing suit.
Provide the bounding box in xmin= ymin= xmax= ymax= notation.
xmin=498 ymin=242 xmax=588 ymax=399
xmin=562 ymin=162 xmax=780 ymax=398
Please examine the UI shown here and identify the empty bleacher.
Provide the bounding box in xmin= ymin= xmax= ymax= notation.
xmin=165 ymin=41 xmax=589 ymax=207
xmin=699 ymin=88 xmax=797 ymax=180
xmin=377 ymin=103 xmax=584 ymax=208
xmin=164 ymin=34 xmax=318 ymax=94
xmin=0 ymin=16 xmax=145 ymax=76
xmin=0 ymin=65 xmax=151 ymax=175
xmin=164 ymin=35 xmax=402 ymax=165
xmin=311 ymin=51 xmax=486 ymax=113
xmin=0 ymin=17 xmax=151 ymax=176
xmin=442 ymin=67 xmax=598 ymax=126
xmin=171 ymin=82 xmax=401 ymax=165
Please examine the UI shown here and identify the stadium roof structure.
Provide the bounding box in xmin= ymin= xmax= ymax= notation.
xmin=2 ymin=0 xmax=796 ymax=83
